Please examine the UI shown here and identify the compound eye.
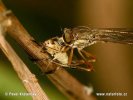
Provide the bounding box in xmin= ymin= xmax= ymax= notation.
xmin=63 ymin=28 xmax=73 ymax=44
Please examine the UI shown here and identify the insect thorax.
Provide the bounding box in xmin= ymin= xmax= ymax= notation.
xmin=43 ymin=37 xmax=69 ymax=65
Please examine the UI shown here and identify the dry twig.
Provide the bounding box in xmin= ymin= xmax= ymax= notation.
xmin=0 ymin=7 xmax=49 ymax=100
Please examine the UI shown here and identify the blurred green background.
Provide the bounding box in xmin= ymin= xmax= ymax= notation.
xmin=0 ymin=0 xmax=133 ymax=100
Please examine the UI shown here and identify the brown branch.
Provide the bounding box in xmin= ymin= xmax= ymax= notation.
xmin=0 ymin=1 xmax=96 ymax=100
xmin=0 ymin=14 xmax=49 ymax=100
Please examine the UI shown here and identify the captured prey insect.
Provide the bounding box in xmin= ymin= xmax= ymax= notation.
xmin=43 ymin=26 xmax=133 ymax=71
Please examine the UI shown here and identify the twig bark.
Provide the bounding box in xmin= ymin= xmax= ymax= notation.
xmin=0 ymin=13 xmax=49 ymax=100
xmin=0 ymin=1 xmax=95 ymax=100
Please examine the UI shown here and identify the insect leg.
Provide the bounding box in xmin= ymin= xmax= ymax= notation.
xmin=80 ymin=49 xmax=96 ymax=62
xmin=68 ymin=60 xmax=93 ymax=71
xmin=61 ymin=46 xmax=70 ymax=52
xmin=74 ymin=65 xmax=93 ymax=71
xmin=68 ymin=48 xmax=74 ymax=65
xmin=77 ymin=49 xmax=94 ymax=71
xmin=77 ymin=49 xmax=87 ymax=61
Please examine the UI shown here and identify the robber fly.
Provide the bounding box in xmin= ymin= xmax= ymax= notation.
xmin=43 ymin=26 xmax=133 ymax=71
xmin=43 ymin=26 xmax=97 ymax=71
